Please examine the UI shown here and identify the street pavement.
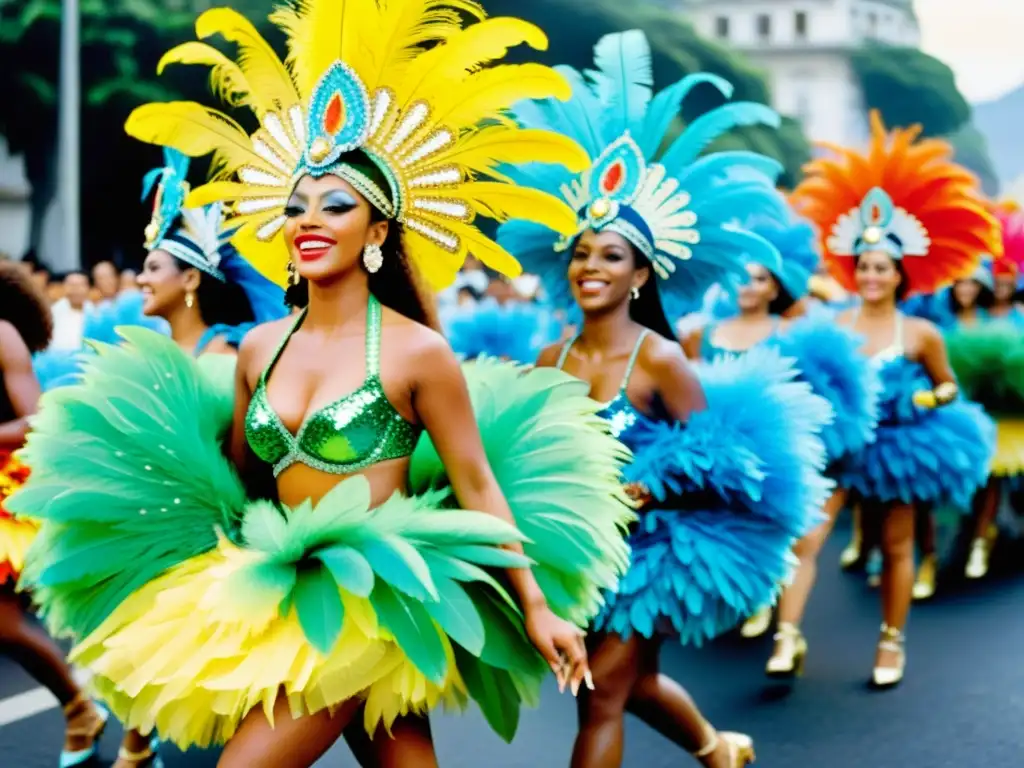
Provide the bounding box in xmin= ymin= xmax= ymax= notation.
xmin=2 ymin=522 xmax=1023 ymax=767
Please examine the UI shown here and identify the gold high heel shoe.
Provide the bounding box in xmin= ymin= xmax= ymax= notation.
xmin=965 ymin=525 xmax=997 ymax=580
xmin=740 ymin=605 xmax=773 ymax=639
xmin=765 ymin=622 xmax=807 ymax=678
xmin=871 ymin=623 xmax=905 ymax=689
xmin=912 ymin=553 xmax=937 ymax=600
xmin=693 ymin=726 xmax=756 ymax=767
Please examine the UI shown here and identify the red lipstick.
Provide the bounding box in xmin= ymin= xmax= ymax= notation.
xmin=294 ymin=233 xmax=337 ymax=262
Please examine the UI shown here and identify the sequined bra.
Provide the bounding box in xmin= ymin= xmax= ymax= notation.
xmin=245 ymin=296 xmax=420 ymax=477
xmin=557 ymin=330 xmax=650 ymax=448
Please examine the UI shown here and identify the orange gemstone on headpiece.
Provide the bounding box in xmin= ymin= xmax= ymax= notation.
xmin=325 ymin=93 xmax=344 ymax=135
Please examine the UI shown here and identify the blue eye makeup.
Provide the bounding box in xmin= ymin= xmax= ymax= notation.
xmin=321 ymin=190 xmax=358 ymax=212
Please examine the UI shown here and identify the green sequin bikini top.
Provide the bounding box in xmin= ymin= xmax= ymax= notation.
xmin=245 ymin=295 xmax=420 ymax=478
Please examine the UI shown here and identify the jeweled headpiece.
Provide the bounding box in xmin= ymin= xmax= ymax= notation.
xmin=142 ymin=148 xmax=233 ymax=282
xmin=497 ymin=30 xmax=786 ymax=318
xmin=792 ymin=111 xmax=1000 ymax=296
xmin=125 ymin=2 xmax=589 ymax=290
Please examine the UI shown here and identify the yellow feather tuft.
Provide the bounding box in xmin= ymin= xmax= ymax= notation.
xmin=459 ymin=181 xmax=580 ymax=235
xmin=194 ymin=8 xmax=300 ymax=114
xmin=157 ymin=42 xmax=256 ymax=112
xmin=455 ymin=225 xmax=523 ymax=280
xmin=125 ymin=102 xmax=267 ymax=180
xmin=360 ymin=0 xmax=484 ymax=92
xmin=231 ymin=221 xmax=290 ymax=288
xmin=401 ymin=230 xmax=468 ymax=290
xmin=270 ymin=0 xmax=381 ymax=98
xmin=394 ymin=17 xmax=548 ymax=107
xmin=426 ymin=64 xmax=573 ymax=136
xmin=428 ymin=126 xmax=589 ymax=178
xmin=186 ymin=181 xmax=285 ymax=208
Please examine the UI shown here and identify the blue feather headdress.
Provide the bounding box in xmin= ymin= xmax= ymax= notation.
xmin=142 ymin=147 xmax=287 ymax=324
xmin=497 ymin=30 xmax=786 ymax=317
xmin=142 ymin=147 xmax=236 ymax=282
xmin=743 ymin=199 xmax=821 ymax=303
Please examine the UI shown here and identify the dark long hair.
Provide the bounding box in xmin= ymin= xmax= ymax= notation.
xmin=767 ymin=275 xmax=797 ymax=316
xmin=948 ymin=278 xmax=994 ymax=313
xmin=629 ymin=247 xmax=677 ymax=341
xmin=171 ymin=256 xmax=256 ymax=327
xmin=0 ymin=260 xmax=52 ymax=352
xmin=284 ymin=213 xmax=440 ymax=332
xmin=853 ymin=252 xmax=911 ymax=302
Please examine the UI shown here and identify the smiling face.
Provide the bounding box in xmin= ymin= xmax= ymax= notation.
xmin=854 ymin=249 xmax=903 ymax=303
xmin=567 ymin=228 xmax=648 ymax=314
xmin=283 ymin=174 xmax=388 ymax=285
xmin=737 ymin=263 xmax=779 ymax=313
xmin=137 ymin=249 xmax=197 ymax=318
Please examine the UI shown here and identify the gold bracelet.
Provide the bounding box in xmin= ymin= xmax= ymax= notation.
xmin=934 ymin=381 xmax=958 ymax=405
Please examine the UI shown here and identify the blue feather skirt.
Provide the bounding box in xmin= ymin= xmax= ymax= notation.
xmin=837 ymin=358 xmax=994 ymax=508
xmin=595 ymin=347 xmax=834 ymax=645
xmin=772 ymin=316 xmax=881 ymax=465
xmin=444 ymin=299 xmax=562 ymax=364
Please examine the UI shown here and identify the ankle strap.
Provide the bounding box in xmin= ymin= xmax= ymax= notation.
xmin=62 ymin=692 xmax=89 ymax=717
xmin=118 ymin=745 xmax=155 ymax=762
xmin=880 ymin=623 xmax=904 ymax=639
xmin=774 ymin=622 xmax=801 ymax=639
xmin=692 ymin=722 xmax=718 ymax=757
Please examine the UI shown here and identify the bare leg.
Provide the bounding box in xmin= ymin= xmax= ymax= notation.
xmin=571 ymin=633 xmax=646 ymax=768
xmin=912 ymin=503 xmax=937 ymax=599
xmin=0 ymin=593 xmax=102 ymax=752
xmin=363 ymin=715 xmax=438 ymax=768
xmin=342 ymin=709 xmax=380 ymax=768
xmin=218 ymin=693 xmax=361 ymax=768
xmin=776 ymin=488 xmax=847 ymax=626
xmin=839 ymin=503 xmax=862 ymax=569
xmin=877 ymin=503 xmax=914 ymax=671
xmin=966 ymin=477 xmax=1001 ymax=579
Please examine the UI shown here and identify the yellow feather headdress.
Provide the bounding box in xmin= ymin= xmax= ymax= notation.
xmin=126 ymin=1 xmax=589 ymax=289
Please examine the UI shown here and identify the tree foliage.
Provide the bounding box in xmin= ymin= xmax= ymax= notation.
xmin=850 ymin=44 xmax=971 ymax=138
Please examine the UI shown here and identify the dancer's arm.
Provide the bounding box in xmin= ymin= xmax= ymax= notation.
xmin=412 ymin=333 xmax=590 ymax=692
xmin=644 ymin=336 xmax=707 ymax=421
xmin=0 ymin=320 xmax=40 ymax=448
xmin=912 ymin=320 xmax=958 ymax=408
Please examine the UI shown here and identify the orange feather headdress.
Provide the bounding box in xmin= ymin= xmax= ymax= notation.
xmin=995 ymin=209 xmax=1024 ymax=278
xmin=790 ymin=111 xmax=1000 ymax=296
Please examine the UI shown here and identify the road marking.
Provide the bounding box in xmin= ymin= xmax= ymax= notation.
xmin=0 ymin=669 xmax=90 ymax=728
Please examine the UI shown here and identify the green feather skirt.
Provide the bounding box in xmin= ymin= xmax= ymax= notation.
xmin=10 ymin=329 xmax=633 ymax=747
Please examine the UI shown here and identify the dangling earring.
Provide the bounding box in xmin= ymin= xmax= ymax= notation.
xmin=287 ymin=260 xmax=299 ymax=286
xmin=631 ymin=285 xmax=640 ymax=300
xmin=185 ymin=291 xmax=195 ymax=309
xmin=363 ymin=243 xmax=384 ymax=274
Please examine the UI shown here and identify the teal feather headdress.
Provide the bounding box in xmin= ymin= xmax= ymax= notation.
xmin=743 ymin=196 xmax=821 ymax=303
xmin=497 ymin=30 xmax=787 ymax=320
xmin=142 ymin=147 xmax=236 ymax=282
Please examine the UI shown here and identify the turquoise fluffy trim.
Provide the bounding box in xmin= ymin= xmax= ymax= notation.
xmin=597 ymin=346 xmax=834 ymax=645
xmin=444 ymin=299 xmax=562 ymax=365
xmin=837 ymin=358 xmax=995 ymax=506
xmin=772 ymin=317 xmax=881 ymax=463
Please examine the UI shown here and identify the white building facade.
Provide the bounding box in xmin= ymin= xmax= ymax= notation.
xmin=682 ymin=0 xmax=920 ymax=145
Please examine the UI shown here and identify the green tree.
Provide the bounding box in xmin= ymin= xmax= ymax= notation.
xmin=851 ymin=44 xmax=971 ymax=137
xmin=0 ymin=0 xmax=195 ymax=266
xmin=946 ymin=124 xmax=1000 ymax=197
xmin=482 ymin=0 xmax=810 ymax=184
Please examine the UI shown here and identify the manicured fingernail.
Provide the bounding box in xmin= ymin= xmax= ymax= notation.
xmin=585 ymin=671 xmax=595 ymax=690
xmin=571 ymin=678 xmax=580 ymax=697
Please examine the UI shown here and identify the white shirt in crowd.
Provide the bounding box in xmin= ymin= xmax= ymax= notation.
xmin=49 ymin=297 xmax=92 ymax=351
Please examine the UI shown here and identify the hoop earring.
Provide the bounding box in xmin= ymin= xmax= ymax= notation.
xmin=363 ymin=243 xmax=383 ymax=274
xmin=631 ymin=285 xmax=640 ymax=300
xmin=185 ymin=291 xmax=195 ymax=309
xmin=287 ymin=260 xmax=299 ymax=286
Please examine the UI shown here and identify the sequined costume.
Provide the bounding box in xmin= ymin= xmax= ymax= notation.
xmin=499 ymin=30 xmax=834 ymax=644
xmin=792 ymin=113 xmax=997 ymax=508
xmin=11 ymin=0 xmax=634 ymax=749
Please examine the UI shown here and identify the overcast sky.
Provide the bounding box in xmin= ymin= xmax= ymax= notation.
xmin=915 ymin=0 xmax=1024 ymax=103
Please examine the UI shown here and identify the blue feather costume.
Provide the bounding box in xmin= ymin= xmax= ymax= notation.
xmin=444 ymin=299 xmax=563 ymax=364
xmin=500 ymin=30 xmax=834 ymax=643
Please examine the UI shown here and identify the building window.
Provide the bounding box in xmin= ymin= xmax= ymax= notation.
xmin=715 ymin=16 xmax=729 ymax=39
xmin=795 ymin=11 xmax=808 ymax=40
xmin=867 ymin=11 xmax=877 ymax=33
xmin=756 ymin=13 xmax=771 ymax=41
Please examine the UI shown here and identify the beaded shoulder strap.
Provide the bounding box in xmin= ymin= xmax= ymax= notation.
xmin=619 ymin=330 xmax=650 ymax=392
xmin=259 ymin=308 xmax=307 ymax=385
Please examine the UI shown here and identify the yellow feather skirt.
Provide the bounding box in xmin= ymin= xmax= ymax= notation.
xmin=0 ymin=451 xmax=36 ymax=586
xmin=991 ymin=418 xmax=1024 ymax=477
xmin=73 ymin=538 xmax=467 ymax=749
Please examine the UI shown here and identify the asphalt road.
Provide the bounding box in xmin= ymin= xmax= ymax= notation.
xmin=2 ymin=518 xmax=1023 ymax=767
